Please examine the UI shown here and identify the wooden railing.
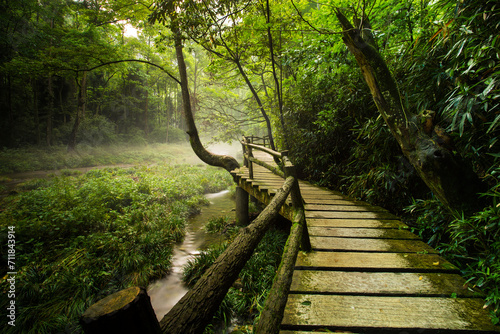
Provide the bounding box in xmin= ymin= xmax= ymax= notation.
xmin=240 ymin=135 xmax=311 ymax=333
xmin=80 ymin=135 xmax=310 ymax=334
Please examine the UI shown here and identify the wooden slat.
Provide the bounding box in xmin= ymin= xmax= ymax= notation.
xmin=289 ymin=271 xmax=477 ymax=297
xmin=306 ymin=218 xmax=407 ymax=228
xmin=302 ymin=198 xmax=371 ymax=205
xmin=281 ymin=332 xmax=358 ymax=334
xmin=306 ymin=210 xmax=399 ymax=220
xmin=282 ymin=294 xmax=499 ymax=332
xmin=308 ymin=227 xmax=419 ymax=239
xmin=309 ymin=236 xmax=438 ymax=253
xmin=305 ymin=204 xmax=388 ymax=212
xmin=295 ymin=251 xmax=459 ymax=272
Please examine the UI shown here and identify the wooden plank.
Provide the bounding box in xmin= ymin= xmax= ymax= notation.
xmin=289 ymin=271 xmax=477 ymax=297
xmin=302 ymin=198 xmax=371 ymax=205
xmin=305 ymin=204 xmax=388 ymax=212
xmin=295 ymin=251 xmax=459 ymax=272
xmin=306 ymin=218 xmax=407 ymax=229
xmin=301 ymin=193 xmax=348 ymax=201
xmin=309 ymin=236 xmax=438 ymax=253
xmin=281 ymin=332 xmax=358 ymax=334
xmin=282 ymin=294 xmax=499 ymax=332
xmin=308 ymin=227 xmax=419 ymax=239
xmin=306 ymin=210 xmax=399 ymax=220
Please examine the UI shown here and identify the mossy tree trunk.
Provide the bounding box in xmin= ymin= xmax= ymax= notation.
xmin=335 ymin=9 xmax=485 ymax=214
xmin=172 ymin=24 xmax=239 ymax=173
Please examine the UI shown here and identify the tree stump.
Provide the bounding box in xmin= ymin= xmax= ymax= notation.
xmin=80 ymin=287 xmax=161 ymax=334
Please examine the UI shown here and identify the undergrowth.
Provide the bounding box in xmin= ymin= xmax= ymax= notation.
xmin=405 ymin=166 xmax=500 ymax=324
xmin=0 ymin=164 xmax=233 ymax=334
xmin=183 ymin=222 xmax=288 ymax=333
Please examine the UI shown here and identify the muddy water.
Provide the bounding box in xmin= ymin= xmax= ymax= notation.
xmin=147 ymin=189 xmax=235 ymax=320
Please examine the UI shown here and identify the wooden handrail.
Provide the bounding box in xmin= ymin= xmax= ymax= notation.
xmin=244 ymin=142 xmax=282 ymax=158
xmin=255 ymin=209 xmax=306 ymax=333
xmin=241 ymin=136 xmax=285 ymax=179
xmin=240 ymin=135 xmax=311 ymax=333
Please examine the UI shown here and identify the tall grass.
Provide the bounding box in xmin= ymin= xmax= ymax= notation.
xmin=0 ymin=164 xmax=233 ymax=334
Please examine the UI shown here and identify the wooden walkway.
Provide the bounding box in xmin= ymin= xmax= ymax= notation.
xmin=232 ymin=151 xmax=499 ymax=334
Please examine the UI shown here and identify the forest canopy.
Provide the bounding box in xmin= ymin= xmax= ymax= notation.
xmin=1 ymin=0 xmax=500 ymax=326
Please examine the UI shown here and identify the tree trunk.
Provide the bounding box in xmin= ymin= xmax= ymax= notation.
xmin=144 ymin=89 xmax=149 ymax=138
xmin=32 ymin=79 xmax=41 ymax=145
xmin=172 ymin=25 xmax=239 ymax=173
xmin=159 ymin=176 xmax=295 ymax=334
xmin=335 ymin=9 xmax=485 ymax=214
xmin=234 ymin=59 xmax=276 ymax=151
xmin=266 ymin=0 xmax=287 ymax=150
xmin=81 ymin=287 xmax=160 ymax=334
xmin=68 ymin=71 xmax=87 ymax=152
xmin=46 ymin=74 xmax=54 ymax=146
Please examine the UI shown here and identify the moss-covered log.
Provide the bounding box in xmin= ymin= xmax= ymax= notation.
xmin=158 ymin=176 xmax=296 ymax=334
xmin=255 ymin=209 xmax=306 ymax=334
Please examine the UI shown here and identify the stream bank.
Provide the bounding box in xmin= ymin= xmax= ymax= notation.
xmin=147 ymin=189 xmax=235 ymax=320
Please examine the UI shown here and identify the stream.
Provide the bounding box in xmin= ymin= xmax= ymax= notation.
xmin=147 ymin=189 xmax=235 ymax=321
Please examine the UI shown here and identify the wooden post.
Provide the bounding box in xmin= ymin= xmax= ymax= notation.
xmin=236 ymin=185 xmax=249 ymax=226
xmin=248 ymin=145 xmax=254 ymax=179
xmin=242 ymin=136 xmax=248 ymax=167
xmin=283 ymin=157 xmax=311 ymax=252
xmin=80 ymin=287 xmax=161 ymax=334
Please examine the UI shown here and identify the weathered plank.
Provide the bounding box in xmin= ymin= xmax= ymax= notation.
xmin=295 ymin=251 xmax=459 ymax=272
xmin=307 ymin=227 xmax=419 ymax=239
xmin=304 ymin=203 xmax=388 ymax=212
xmin=309 ymin=236 xmax=438 ymax=253
xmin=306 ymin=210 xmax=399 ymax=220
xmin=306 ymin=218 xmax=407 ymax=229
xmin=282 ymin=294 xmax=499 ymax=332
xmin=302 ymin=198 xmax=371 ymax=205
xmin=280 ymin=332 xmax=358 ymax=334
xmin=289 ymin=270 xmax=478 ymax=297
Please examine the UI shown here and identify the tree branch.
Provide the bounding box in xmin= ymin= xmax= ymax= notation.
xmin=74 ymin=59 xmax=181 ymax=84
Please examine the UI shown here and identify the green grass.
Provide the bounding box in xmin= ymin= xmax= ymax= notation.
xmin=0 ymin=143 xmax=204 ymax=174
xmin=0 ymin=164 xmax=233 ymax=334
xmin=183 ymin=223 xmax=288 ymax=333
